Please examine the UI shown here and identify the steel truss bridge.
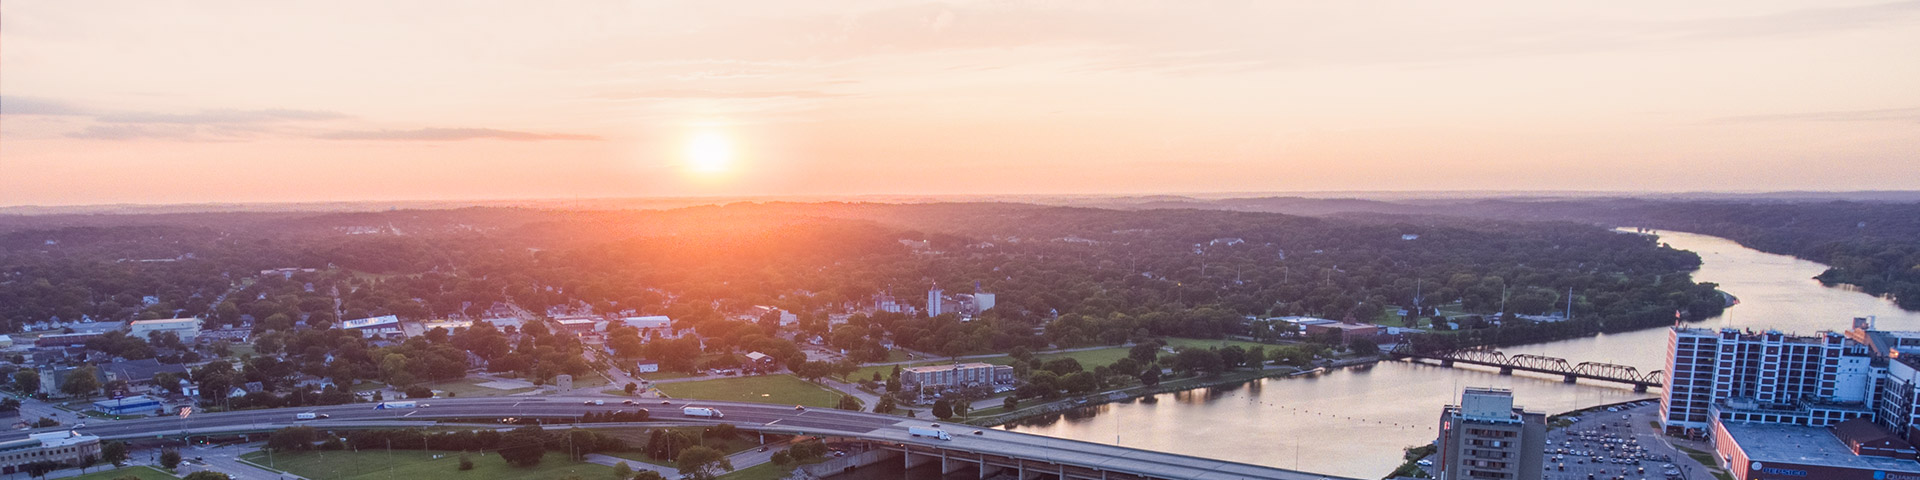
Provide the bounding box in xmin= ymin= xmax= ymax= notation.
xmin=1388 ymin=341 xmax=1664 ymax=391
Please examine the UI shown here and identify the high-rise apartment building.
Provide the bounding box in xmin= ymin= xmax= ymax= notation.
xmin=926 ymin=282 xmax=944 ymax=317
xmin=1662 ymin=322 xmax=1877 ymax=437
xmin=1435 ymin=388 xmax=1545 ymax=480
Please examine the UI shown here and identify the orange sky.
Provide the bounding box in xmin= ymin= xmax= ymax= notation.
xmin=3 ymin=1 xmax=1918 ymax=206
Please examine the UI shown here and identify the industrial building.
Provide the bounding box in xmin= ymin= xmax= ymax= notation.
xmin=128 ymin=317 xmax=202 ymax=341
xmin=1713 ymin=419 xmax=1920 ymax=480
xmin=901 ymin=363 xmax=1014 ymax=389
xmin=1433 ymin=388 xmax=1545 ymax=480
xmin=340 ymin=315 xmax=403 ymax=338
xmin=92 ymin=395 xmax=166 ymax=416
xmin=0 ymin=430 xmax=101 ymax=475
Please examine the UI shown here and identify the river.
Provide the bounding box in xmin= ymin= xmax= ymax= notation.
xmin=1000 ymin=229 xmax=1920 ymax=479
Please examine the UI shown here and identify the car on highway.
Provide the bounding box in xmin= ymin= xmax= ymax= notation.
xmin=623 ymin=400 xmax=636 ymax=405
xmin=794 ymin=405 xmax=806 ymax=411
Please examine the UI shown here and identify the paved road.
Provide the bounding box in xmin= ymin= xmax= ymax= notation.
xmin=11 ymin=396 xmax=1350 ymax=480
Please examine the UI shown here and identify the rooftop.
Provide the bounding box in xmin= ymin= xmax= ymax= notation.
xmin=904 ymin=362 xmax=999 ymax=373
xmin=130 ymin=317 xmax=199 ymax=326
xmin=1721 ymin=422 xmax=1920 ymax=473
xmin=340 ymin=315 xmax=400 ymax=329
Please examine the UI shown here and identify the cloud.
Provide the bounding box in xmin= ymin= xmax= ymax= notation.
xmin=316 ymin=128 xmax=601 ymax=141
xmin=595 ymin=89 xmax=846 ymax=100
xmin=1713 ymin=107 xmax=1920 ymax=124
xmin=0 ymin=96 xmax=91 ymax=116
xmin=94 ymin=108 xmax=350 ymax=124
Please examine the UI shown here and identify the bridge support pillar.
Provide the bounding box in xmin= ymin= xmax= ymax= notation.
xmin=1633 ymin=384 xmax=1649 ymax=393
xmin=1563 ymin=375 xmax=1577 ymax=384
xmin=1440 ymin=359 xmax=1454 ymax=367
xmin=1499 ymin=367 xmax=1513 ymax=375
xmin=904 ymin=449 xmax=936 ymax=474
xmin=942 ymin=456 xmax=968 ymax=475
xmin=981 ymin=463 xmax=1004 ymax=479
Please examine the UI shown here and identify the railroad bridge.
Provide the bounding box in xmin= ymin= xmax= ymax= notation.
xmin=1387 ymin=341 xmax=1664 ymax=391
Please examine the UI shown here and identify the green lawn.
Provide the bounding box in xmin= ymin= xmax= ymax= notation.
xmin=719 ymin=462 xmax=796 ymax=480
xmin=1162 ymin=338 xmax=1280 ymax=351
xmin=240 ymin=449 xmax=615 ymax=480
xmin=655 ymin=374 xmax=845 ymax=408
xmin=428 ymin=378 xmax=536 ymax=398
xmin=597 ymin=427 xmax=768 ymax=467
xmin=637 ymin=370 xmax=701 ymax=381
xmin=64 ymin=466 xmax=176 ymax=480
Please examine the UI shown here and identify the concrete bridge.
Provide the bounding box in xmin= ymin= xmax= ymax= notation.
xmin=12 ymin=396 xmax=1357 ymax=480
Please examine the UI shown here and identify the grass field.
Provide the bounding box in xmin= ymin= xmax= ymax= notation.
xmin=1162 ymin=337 xmax=1280 ymax=351
xmin=596 ymin=426 xmax=767 ymax=467
xmin=240 ymin=449 xmax=615 ymax=480
xmin=428 ymin=378 xmax=537 ymax=398
xmin=636 ymin=370 xmax=701 ymax=381
xmin=64 ymin=466 xmax=176 ymax=480
xmin=719 ymin=462 xmax=796 ymax=480
xmin=655 ymin=374 xmax=844 ymax=408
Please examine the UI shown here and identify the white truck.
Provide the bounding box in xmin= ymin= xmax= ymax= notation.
xmin=374 ymin=401 xmax=417 ymax=410
xmin=681 ymin=407 xmax=724 ymax=419
xmin=908 ymin=426 xmax=952 ymax=441
xmin=294 ymin=412 xmax=330 ymax=420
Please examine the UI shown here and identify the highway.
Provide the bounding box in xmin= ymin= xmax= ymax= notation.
xmin=11 ymin=396 xmax=1356 ymax=480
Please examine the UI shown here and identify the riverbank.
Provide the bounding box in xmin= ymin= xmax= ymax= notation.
xmin=970 ymin=355 xmax=1382 ymax=427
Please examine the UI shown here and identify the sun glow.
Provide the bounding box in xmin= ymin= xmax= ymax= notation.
xmin=684 ymin=132 xmax=734 ymax=175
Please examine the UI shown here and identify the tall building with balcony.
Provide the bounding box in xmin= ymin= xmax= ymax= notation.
xmin=1435 ymin=388 xmax=1545 ymax=480
xmin=1661 ymin=325 xmax=1876 ymax=436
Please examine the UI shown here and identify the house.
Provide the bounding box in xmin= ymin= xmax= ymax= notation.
xmin=38 ymin=367 xmax=107 ymax=397
xmin=636 ymin=360 xmax=660 ymax=373
xmin=744 ymin=351 xmax=775 ymax=367
xmin=100 ymin=359 xmax=189 ymax=391
xmin=555 ymin=318 xmax=599 ymax=334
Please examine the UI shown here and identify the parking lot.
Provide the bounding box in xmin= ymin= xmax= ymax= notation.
xmin=1545 ymin=401 xmax=1702 ymax=480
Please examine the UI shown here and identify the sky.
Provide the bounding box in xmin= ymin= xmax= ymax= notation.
xmin=3 ymin=1 xmax=1918 ymax=206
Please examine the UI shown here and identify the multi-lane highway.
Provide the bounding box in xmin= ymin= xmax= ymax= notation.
xmin=11 ymin=396 xmax=1355 ymax=480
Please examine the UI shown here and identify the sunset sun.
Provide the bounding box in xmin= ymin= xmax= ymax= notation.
xmin=684 ymin=132 xmax=734 ymax=175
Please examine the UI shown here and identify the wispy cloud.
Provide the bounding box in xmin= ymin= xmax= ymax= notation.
xmin=316 ymin=128 xmax=601 ymax=141
xmin=0 ymin=96 xmax=90 ymax=116
xmin=1713 ymin=107 xmax=1920 ymax=124
xmin=595 ymin=89 xmax=845 ymax=100
xmin=94 ymin=108 xmax=349 ymax=124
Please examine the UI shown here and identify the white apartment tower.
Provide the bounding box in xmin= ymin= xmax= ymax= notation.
xmin=1662 ymin=326 xmax=1876 ymax=436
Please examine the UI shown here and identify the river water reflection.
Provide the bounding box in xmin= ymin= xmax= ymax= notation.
xmin=1002 ymin=230 xmax=1920 ymax=479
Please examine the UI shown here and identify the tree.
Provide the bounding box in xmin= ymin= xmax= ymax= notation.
xmin=675 ymin=446 xmax=734 ymax=480
xmin=1350 ymin=340 xmax=1381 ymax=356
xmin=624 ymin=382 xmax=639 ymax=395
xmin=77 ymin=454 xmax=97 ymax=473
xmin=62 ymin=365 xmax=102 ymax=398
xmin=101 ymin=440 xmax=129 ymax=466
xmin=498 ymin=426 xmax=549 ymax=467
xmin=836 ymin=395 xmax=860 ymax=411
xmin=1128 ymin=343 xmax=1160 ymax=364
xmin=873 ymin=395 xmax=895 ymax=414
xmin=931 ymin=399 xmax=953 ymax=419
xmin=161 ymin=448 xmax=182 ymax=470
xmin=633 ymin=471 xmax=667 ymax=480
xmin=182 ymin=472 xmax=233 ymax=480
xmin=12 ymin=368 xmax=40 ymax=394
xmin=267 ymin=426 xmax=319 ymax=451
xmin=613 ymin=462 xmax=633 ymax=479
xmin=885 ymin=376 xmax=901 ymax=392
xmin=458 ymin=453 xmax=475 ymax=471
xmin=1139 ymin=367 xmax=1161 ymax=387
xmin=1003 ymin=396 xmax=1018 ymax=412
